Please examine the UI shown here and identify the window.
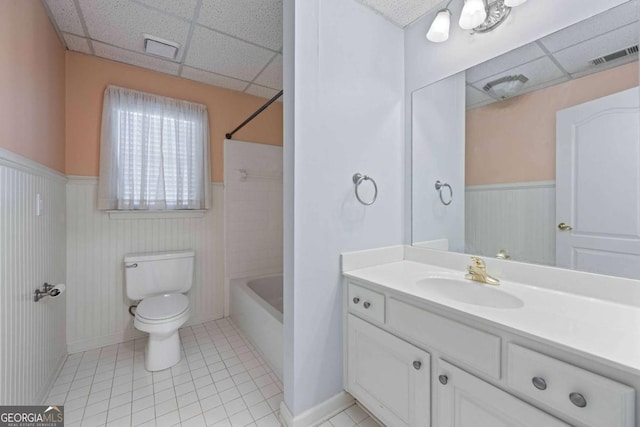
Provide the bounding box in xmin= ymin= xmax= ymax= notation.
xmin=97 ymin=86 xmax=210 ymax=210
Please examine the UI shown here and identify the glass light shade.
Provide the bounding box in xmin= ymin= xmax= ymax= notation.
xmin=459 ymin=0 xmax=487 ymax=30
xmin=483 ymin=75 xmax=529 ymax=99
xmin=504 ymin=0 xmax=527 ymax=6
xmin=427 ymin=9 xmax=451 ymax=42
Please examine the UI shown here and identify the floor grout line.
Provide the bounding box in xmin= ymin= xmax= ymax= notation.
xmin=47 ymin=318 xmax=369 ymax=427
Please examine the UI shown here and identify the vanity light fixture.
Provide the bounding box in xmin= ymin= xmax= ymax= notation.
xmin=483 ymin=74 xmax=529 ymax=99
xmin=459 ymin=0 xmax=487 ymax=30
xmin=504 ymin=0 xmax=527 ymax=6
xmin=426 ymin=0 xmax=528 ymax=43
xmin=427 ymin=9 xmax=452 ymax=42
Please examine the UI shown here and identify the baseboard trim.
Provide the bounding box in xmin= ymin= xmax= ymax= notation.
xmin=67 ymin=315 xmax=224 ymax=354
xmin=37 ymin=352 xmax=67 ymax=404
xmin=67 ymin=329 xmax=147 ymax=354
xmin=279 ymin=391 xmax=355 ymax=427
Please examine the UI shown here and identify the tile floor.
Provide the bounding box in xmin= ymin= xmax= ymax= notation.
xmin=46 ymin=318 xmax=380 ymax=427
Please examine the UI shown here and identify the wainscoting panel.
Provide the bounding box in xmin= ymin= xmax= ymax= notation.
xmin=66 ymin=178 xmax=225 ymax=353
xmin=0 ymin=149 xmax=67 ymax=405
xmin=465 ymin=181 xmax=556 ymax=266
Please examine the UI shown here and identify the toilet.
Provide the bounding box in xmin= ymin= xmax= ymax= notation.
xmin=124 ymin=250 xmax=195 ymax=371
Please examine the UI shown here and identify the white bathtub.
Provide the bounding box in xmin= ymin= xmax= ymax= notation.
xmin=230 ymin=275 xmax=283 ymax=380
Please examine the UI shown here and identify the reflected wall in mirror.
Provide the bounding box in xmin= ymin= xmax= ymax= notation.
xmin=412 ymin=0 xmax=640 ymax=280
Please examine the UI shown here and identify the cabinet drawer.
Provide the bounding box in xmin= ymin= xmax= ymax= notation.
xmin=507 ymin=344 xmax=635 ymax=427
xmin=387 ymin=298 xmax=501 ymax=379
xmin=348 ymin=282 xmax=385 ymax=324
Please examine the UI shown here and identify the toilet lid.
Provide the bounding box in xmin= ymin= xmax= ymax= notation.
xmin=136 ymin=293 xmax=190 ymax=320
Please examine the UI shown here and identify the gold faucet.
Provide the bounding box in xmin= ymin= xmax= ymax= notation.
xmin=465 ymin=257 xmax=500 ymax=286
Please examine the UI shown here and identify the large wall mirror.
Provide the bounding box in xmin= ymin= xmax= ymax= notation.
xmin=412 ymin=0 xmax=640 ymax=280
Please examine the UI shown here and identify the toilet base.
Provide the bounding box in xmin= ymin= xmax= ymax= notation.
xmin=145 ymin=330 xmax=181 ymax=371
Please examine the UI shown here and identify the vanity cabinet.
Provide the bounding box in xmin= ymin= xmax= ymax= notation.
xmin=344 ymin=280 xmax=636 ymax=427
xmin=436 ymin=359 xmax=569 ymax=427
xmin=347 ymin=314 xmax=430 ymax=427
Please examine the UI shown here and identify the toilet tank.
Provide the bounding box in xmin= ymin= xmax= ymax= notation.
xmin=124 ymin=251 xmax=195 ymax=300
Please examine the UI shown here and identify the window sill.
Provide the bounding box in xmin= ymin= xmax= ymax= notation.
xmin=106 ymin=210 xmax=206 ymax=220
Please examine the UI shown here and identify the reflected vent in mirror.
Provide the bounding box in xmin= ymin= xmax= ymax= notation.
xmin=590 ymin=45 xmax=638 ymax=66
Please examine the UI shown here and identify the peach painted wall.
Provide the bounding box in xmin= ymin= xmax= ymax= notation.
xmin=65 ymin=52 xmax=283 ymax=181
xmin=0 ymin=1 xmax=66 ymax=172
xmin=466 ymin=61 xmax=639 ymax=186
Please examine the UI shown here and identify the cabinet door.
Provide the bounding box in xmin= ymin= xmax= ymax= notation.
xmin=347 ymin=314 xmax=430 ymax=427
xmin=435 ymin=360 xmax=569 ymax=427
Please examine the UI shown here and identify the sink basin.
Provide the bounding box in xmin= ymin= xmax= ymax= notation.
xmin=417 ymin=276 xmax=524 ymax=309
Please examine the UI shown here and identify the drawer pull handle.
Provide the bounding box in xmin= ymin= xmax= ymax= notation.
xmin=439 ymin=375 xmax=448 ymax=385
xmin=532 ymin=377 xmax=547 ymax=391
xmin=569 ymin=392 xmax=587 ymax=408
xmin=363 ymin=302 xmax=371 ymax=309
xmin=413 ymin=361 xmax=422 ymax=370
xmin=353 ymin=297 xmax=360 ymax=304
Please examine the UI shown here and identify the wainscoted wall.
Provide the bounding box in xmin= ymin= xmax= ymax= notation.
xmin=224 ymin=140 xmax=283 ymax=281
xmin=0 ymin=150 xmax=66 ymax=405
xmin=66 ymin=178 xmax=225 ymax=353
xmin=465 ymin=181 xmax=556 ymax=266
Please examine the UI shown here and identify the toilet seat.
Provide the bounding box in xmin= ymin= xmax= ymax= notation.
xmin=136 ymin=293 xmax=190 ymax=321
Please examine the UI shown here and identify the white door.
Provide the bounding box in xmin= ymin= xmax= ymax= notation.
xmin=435 ymin=360 xmax=569 ymax=427
xmin=556 ymin=87 xmax=640 ymax=278
xmin=347 ymin=314 xmax=430 ymax=427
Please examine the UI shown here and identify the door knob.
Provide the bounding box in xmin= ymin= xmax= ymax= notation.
xmin=558 ymin=223 xmax=573 ymax=231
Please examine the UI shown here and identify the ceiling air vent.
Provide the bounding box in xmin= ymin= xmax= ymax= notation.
xmin=590 ymin=45 xmax=639 ymax=66
xmin=143 ymin=34 xmax=180 ymax=60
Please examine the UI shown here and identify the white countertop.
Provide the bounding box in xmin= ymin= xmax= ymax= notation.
xmin=344 ymin=260 xmax=640 ymax=375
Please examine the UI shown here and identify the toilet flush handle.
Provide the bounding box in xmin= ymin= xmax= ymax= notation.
xmin=125 ymin=263 xmax=138 ymax=268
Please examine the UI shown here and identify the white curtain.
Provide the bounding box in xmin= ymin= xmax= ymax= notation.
xmin=98 ymin=86 xmax=211 ymax=210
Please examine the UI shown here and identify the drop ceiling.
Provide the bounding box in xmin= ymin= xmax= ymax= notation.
xmin=465 ymin=0 xmax=639 ymax=109
xmin=43 ymin=0 xmax=283 ymax=100
xmin=356 ymin=0 xmax=445 ymax=27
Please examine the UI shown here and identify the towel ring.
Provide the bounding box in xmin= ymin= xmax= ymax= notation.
xmin=435 ymin=180 xmax=453 ymax=206
xmin=353 ymin=173 xmax=378 ymax=206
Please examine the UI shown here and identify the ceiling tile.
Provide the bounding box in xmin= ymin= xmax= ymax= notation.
xmin=473 ymin=56 xmax=567 ymax=98
xmin=180 ymin=67 xmax=249 ymax=92
xmin=134 ymin=0 xmax=199 ymax=20
xmin=198 ymin=0 xmax=282 ymax=51
xmin=77 ymin=0 xmax=191 ymax=62
xmin=539 ymin=0 xmax=638 ymax=53
xmin=552 ymin=24 xmax=639 ymax=75
xmin=571 ymin=58 xmax=638 ymax=80
xmin=253 ymin=54 xmax=282 ymax=89
xmin=63 ymin=33 xmax=92 ymax=54
xmin=185 ymin=26 xmax=274 ymax=81
xmin=466 ymin=43 xmax=547 ymax=84
xmin=355 ymin=0 xmax=443 ymax=27
xmin=92 ymin=41 xmax=180 ymax=75
xmin=516 ymin=76 xmax=570 ymax=96
xmin=244 ymin=84 xmax=280 ymax=100
xmin=44 ymin=0 xmax=84 ymax=35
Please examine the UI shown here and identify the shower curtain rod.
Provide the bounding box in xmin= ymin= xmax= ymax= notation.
xmin=225 ymin=90 xmax=283 ymax=140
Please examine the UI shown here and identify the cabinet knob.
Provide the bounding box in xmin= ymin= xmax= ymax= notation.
xmin=569 ymin=392 xmax=587 ymax=408
xmin=439 ymin=375 xmax=448 ymax=385
xmin=413 ymin=361 xmax=422 ymax=370
xmin=353 ymin=297 xmax=360 ymax=304
xmin=532 ymin=377 xmax=547 ymax=391
xmin=363 ymin=302 xmax=371 ymax=309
